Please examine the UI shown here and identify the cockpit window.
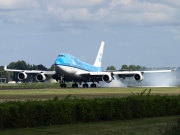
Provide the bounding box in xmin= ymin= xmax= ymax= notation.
xmin=59 ymin=55 xmax=65 ymax=57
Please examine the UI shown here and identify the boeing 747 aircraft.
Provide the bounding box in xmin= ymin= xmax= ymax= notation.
xmin=4 ymin=41 xmax=175 ymax=88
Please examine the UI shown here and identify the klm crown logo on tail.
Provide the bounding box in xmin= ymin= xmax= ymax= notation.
xmin=98 ymin=53 xmax=103 ymax=62
xmin=94 ymin=41 xmax=105 ymax=67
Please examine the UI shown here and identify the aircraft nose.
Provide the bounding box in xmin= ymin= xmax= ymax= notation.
xmin=54 ymin=57 xmax=62 ymax=65
xmin=55 ymin=60 xmax=60 ymax=65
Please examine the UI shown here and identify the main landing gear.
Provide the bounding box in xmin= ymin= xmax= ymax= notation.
xmin=59 ymin=78 xmax=97 ymax=88
xmin=90 ymin=83 xmax=96 ymax=88
xmin=60 ymin=83 xmax=96 ymax=88
xmin=83 ymin=83 xmax=88 ymax=88
xmin=82 ymin=83 xmax=96 ymax=88
xmin=72 ymin=83 xmax=78 ymax=88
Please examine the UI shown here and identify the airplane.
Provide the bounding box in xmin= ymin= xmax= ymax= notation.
xmin=4 ymin=41 xmax=176 ymax=88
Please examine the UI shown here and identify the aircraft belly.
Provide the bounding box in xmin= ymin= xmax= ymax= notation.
xmin=55 ymin=65 xmax=88 ymax=81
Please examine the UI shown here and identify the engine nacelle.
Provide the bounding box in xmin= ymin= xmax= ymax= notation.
xmin=36 ymin=73 xmax=46 ymax=82
xmin=134 ymin=73 xmax=144 ymax=82
xmin=18 ymin=72 xmax=27 ymax=80
xmin=102 ymin=74 xmax=113 ymax=83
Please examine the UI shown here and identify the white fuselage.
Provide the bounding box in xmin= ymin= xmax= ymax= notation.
xmin=55 ymin=65 xmax=89 ymax=81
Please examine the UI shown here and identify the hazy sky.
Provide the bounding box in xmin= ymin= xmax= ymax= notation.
xmin=0 ymin=0 xmax=180 ymax=70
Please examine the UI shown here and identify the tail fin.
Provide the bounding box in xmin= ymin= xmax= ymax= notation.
xmin=93 ymin=41 xmax=105 ymax=67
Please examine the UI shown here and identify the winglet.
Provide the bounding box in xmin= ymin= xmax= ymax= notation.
xmin=4 ymin=65 xmax=7 ymax=71
xmin=93 ymin=41 xmax=105 ymax=67
xmin=172 ymin=67 xmax=178 ymax=71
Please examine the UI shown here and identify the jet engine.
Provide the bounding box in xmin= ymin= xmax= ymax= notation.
xmin=18 ymin=72 xmax=27 ymax=80
xmin=102 ymin=74 xmax=113 ymax=83
xmin=134 ymin=73 xmax=144 ymax=82
xmin=36 ymin=73 xmax=46 ymax=82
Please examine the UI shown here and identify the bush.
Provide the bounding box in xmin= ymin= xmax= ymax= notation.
xmin=0 ymin=94 xmax=179 ymax=129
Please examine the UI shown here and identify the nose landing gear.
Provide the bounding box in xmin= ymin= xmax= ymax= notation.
xmin=60 ymin=76 xmax=66 ymax=88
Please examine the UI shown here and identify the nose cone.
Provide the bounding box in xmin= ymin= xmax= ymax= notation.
xmin=54 ymin=57 xmax=63 ymax=65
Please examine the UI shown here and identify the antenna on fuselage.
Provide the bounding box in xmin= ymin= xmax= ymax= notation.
xmin=93 ymin=41 xmax=105 ymax=67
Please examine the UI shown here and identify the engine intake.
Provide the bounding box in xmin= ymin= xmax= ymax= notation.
xmin=134 ymin=73 xmax=144 ymax=82
xmin=36 ymin=73 xmax=46 ymax=82
xmin=18 ymin=72 xmax=27 ymax=80
xmin=102 ymin=74 xmax=113 ymax=83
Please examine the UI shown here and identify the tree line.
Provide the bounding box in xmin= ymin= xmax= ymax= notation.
xmin=106 ymin=65 xmax=147 ymax=71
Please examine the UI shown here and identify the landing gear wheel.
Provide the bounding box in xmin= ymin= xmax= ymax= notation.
xmin=83 ymin=84 xmax=89 ymax=88
xmin=72 ymin=84 xmax=78 ymax=88
xmin=90 ymin=84 xmax=96 ymax=88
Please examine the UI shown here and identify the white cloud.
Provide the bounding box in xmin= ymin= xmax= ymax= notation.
xmin=0 ymin=0 xmax=179 ymax=27
xmin=0 ymin=0 xmax=41 ymax=24
xmin=46 ymin=0 xmax=106 ymax=23
xmin=47 ymin=6 xmax=92 ymax=22
xmin=46 ymin=0 xmax=179 ymax=26
xmin=45 ymin=0 xmax=104 ymax=8
xmin=0 ymin=0 xmax=39 ymax=10
xmin=106 ymin=0 xmax=177 ymax=25
xmin=159 ymin=0 xmax=180 ymax=7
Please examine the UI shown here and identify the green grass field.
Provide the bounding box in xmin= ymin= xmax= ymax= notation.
xmin=0 ymin=115 xmax=179 ymax=135
xmin=0 ymin=87 xmax=180 ymax=101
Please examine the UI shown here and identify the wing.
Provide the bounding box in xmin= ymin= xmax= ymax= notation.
xmin=113 ymin=69 xmax=175 ymax=81
xmin=4 ymin=65 xmax=56 ymax=75
xmin=4 ymin=65 xmax=56 ymax=82
xmin=76 ymin=68 xmax=176 ymax=82
xmin=113 ymin=69 xmax=175 ymax=75
xmin=77 ymin=68 xmax=175 ymax=76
